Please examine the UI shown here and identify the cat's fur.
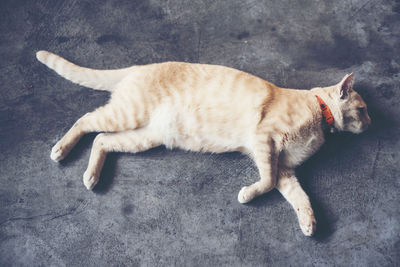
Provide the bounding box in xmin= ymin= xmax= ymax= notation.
xmin=36 ymin=50 xmax=371 ymax=236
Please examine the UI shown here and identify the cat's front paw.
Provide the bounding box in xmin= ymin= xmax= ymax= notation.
xmin=50 ymin=142 xmax=67 ymax=162
xmin=83 ymin=171 xmax=99 ymax=190
xmin=238 ymin=186 xmax=254 ymax=204
xmin=297 ymin=207 xmax=317 ymax=236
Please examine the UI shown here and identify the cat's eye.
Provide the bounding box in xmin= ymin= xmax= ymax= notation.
xmin=357 ymin=107 xmax=366 ymax=112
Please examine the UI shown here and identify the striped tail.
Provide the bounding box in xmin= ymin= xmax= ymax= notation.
xmin=36 ymin=50 xmax=134 ymax=91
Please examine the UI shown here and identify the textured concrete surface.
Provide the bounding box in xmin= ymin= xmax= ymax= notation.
xmin=1 ymin=0 xmax=399 ymax=266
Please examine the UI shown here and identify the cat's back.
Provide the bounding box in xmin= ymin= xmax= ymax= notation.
xmin=118 ymin=61 xmax=277 ymax=121
xmin=152 ymin=61 xmax=275 ymax=117
xmin=134 ymin=61 xmax=272 ymax=95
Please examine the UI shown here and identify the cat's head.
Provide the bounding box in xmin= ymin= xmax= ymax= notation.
xmin=331 ymin=73 xmax=371 ymax=134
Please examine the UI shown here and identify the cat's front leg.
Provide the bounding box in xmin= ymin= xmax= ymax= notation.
xmin=276 ymin=168 xmax=316 ymax=236
xmin=238 ymin=138 xmax=278 ymax=203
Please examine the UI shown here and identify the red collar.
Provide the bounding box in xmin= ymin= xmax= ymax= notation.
xmin=315 ymin=95 xmax=334 ymax=126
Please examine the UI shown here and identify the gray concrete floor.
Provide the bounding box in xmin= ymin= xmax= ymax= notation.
xmin=1 ymin=0 xmax=399 ymax=266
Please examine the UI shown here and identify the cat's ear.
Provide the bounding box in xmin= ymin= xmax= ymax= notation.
xmin=339 ymin=73 xmax=354 ymax=100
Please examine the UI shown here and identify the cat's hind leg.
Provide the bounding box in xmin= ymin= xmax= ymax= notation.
xmin=51 ymin=103 xmax=142 ymax=162
xmin=238 ymin=138 xmax=278 ymax=203
xmin=83 ymin=128 xmax=161 ymax=189
xmin=276 ymin=168 xmax=316 ymax=236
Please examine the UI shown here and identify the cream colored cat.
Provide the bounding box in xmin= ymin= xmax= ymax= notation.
xmin=36 ymin=50 xmax=371 ymax=236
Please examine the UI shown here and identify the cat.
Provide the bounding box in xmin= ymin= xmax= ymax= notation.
xmin=36 ymin=50 xmax=371 ymax=236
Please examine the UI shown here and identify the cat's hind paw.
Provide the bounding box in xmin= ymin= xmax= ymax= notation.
xmin=297 ymin=207 xmax=317 ymax=236
xmin=83 ymin=171 xmax=99 ymax=190
xmin=238 ymin=186 xmax=254 ymax=204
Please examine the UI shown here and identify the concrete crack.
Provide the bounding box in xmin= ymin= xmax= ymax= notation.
xmin=0 ymin=212 xmax=54 ymax=226
xmin=0 ymin=200 xmax=90 ymax=226
xmin=47 ymin=199 xmax=90 ymax=221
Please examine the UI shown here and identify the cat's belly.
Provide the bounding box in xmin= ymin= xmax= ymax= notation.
xmin=170 ymin=134 xmax=244 ymax=153
xmin=279 ymin=134 xmax=324 ymax=168
xmin=148 ymin=105 xmax=248 ymax=153
xmin=162 ymin=129 xmax=246 ymax=153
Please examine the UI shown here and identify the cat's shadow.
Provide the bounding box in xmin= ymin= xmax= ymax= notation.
xmin=93 ymin=153 xmax=119 ymax=194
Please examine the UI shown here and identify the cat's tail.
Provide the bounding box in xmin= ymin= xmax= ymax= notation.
xmin=36 ymin=50 xmax=133 ymax=91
